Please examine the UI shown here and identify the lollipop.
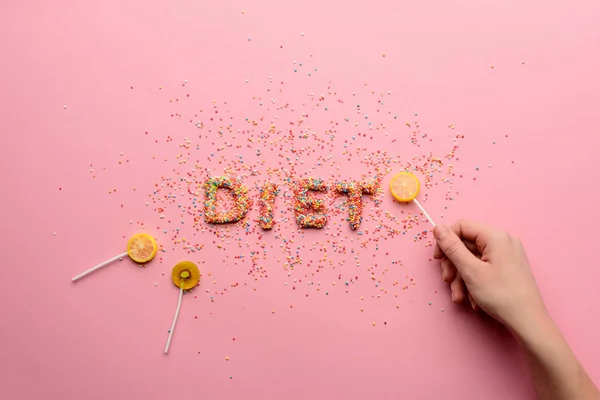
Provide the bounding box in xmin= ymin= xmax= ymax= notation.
xmin=71 ymin=233 xmax=158 ymax=281
xmin=164 ymin=261 xmax=200 ymax=354
xmin=389 ymin=172 xmax=436 ymax=226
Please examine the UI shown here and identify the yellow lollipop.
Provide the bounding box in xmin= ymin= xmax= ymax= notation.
xmin=164 ymin=261 xmax=200 ymax=354
xmin=389 ymin=172 xmax=435 ymax=225
xmin=72 ymin=233 xmax=158 ymax=281
xmin=171 ymin=261 xmax=200 ymax=290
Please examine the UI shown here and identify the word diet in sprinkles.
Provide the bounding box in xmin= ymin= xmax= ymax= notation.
xmin=203 ymin=175 xmax=383 ymax=231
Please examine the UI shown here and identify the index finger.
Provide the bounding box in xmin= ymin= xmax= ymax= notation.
xmin=433 ymin=239 xmax=479 ymax=259
xmin=449 ymin=219 xmax=498 ymax=252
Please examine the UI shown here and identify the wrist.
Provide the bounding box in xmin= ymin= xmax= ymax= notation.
xmin=508 ymin=309 xmax=558 ymax=346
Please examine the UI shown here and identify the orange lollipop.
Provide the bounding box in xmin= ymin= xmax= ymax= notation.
xmin=72 ymin=233 xmax=158 ymax=281
xmin=127 ymin=233 xmax=158 ymax=263
xmin=389 ymin=172 xmax=435 ymax=225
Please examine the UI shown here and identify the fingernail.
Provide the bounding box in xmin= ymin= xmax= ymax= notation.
xmin=451 ymin=292 xmax=455 ymax=302
xmin=469 ymin=297 xmax=476 ymax=310
xmin=433 ymin=225 xmax=449 ymax=240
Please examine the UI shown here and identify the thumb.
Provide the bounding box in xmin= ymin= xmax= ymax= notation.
xmin=433 ymin=225 xmax=481 ymax=276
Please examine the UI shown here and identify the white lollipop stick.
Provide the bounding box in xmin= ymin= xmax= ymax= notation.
xmin=413 ymin=198 xmax=436 ymax=226
xmin=164 ymin=285 xmax=183 ymax=354
xmin=72 ymin=251 xmax=128 ymax=282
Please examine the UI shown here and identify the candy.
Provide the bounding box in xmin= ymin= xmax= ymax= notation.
xmin=204 ymin=176 xmax=251 ymax=224
xmin=389 ymin=172 xmax=435 ymax=226
xmin=127 ymin=233 xmax=158 ymax=263
xmin=293 ymin=178 xmax=328 ymax=228
xmin=72 ymin=233 xmax=157 ymax=282
xmin=335 ymin=179 xmax=381 ymax=230
xmin=389 ymin=172 xmax=420 ymax=202
xmin=171 ymin=261 xmax=200 ymax=290
xmin=165 ymin=261 xmax=201 ymax=354
xmin=258 ymin=182 xmax=278 ymax=230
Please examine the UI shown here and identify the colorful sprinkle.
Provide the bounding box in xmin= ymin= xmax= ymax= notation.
xmin=204 ymin=176 xmax=251 ymax=224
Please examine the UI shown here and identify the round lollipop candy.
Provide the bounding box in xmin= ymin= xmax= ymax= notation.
xmin=72 ymin=233 xmax=158 ymax=281
xmin=164 ymin=261 xmax=200 ymax=354
xmin=389 ymin=172 xmax=436 ymax=226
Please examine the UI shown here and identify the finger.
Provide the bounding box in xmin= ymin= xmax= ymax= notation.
xmin=462 ymin=240 xmax=479 ymax=255
xmin=440 ymin=258 xmax=448 ymax=281
xmin=434 ymin=244 xmax=444 ymax=259
xmin=468 ymin=293 xmax=478 ymax=311
xmin=462 ymin=240 xmax=483 ymax=260
xmin=433 ymin=225 xmax=483 ymax=278
xmin=441 ymin=259 xmax=457 ymax=283
xmin=437 ymin=239 xmax=477 ymax=259
xmin=450 ymin=274 xmax=466 ymax=303
xmin=449 ymin=219 xmax=498 ymax=253
xmin=435 ymin=235 xmax=477 ymax=260
xmin=449 ymin=219 xmax=495 ymax=242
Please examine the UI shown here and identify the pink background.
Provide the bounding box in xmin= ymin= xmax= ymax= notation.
xmin=1 ymin=1 xmax=600 ymax=399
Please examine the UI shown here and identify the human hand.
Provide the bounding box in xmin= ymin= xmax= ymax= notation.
xmin=433 ymin=220 xmax=548 ymax=335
